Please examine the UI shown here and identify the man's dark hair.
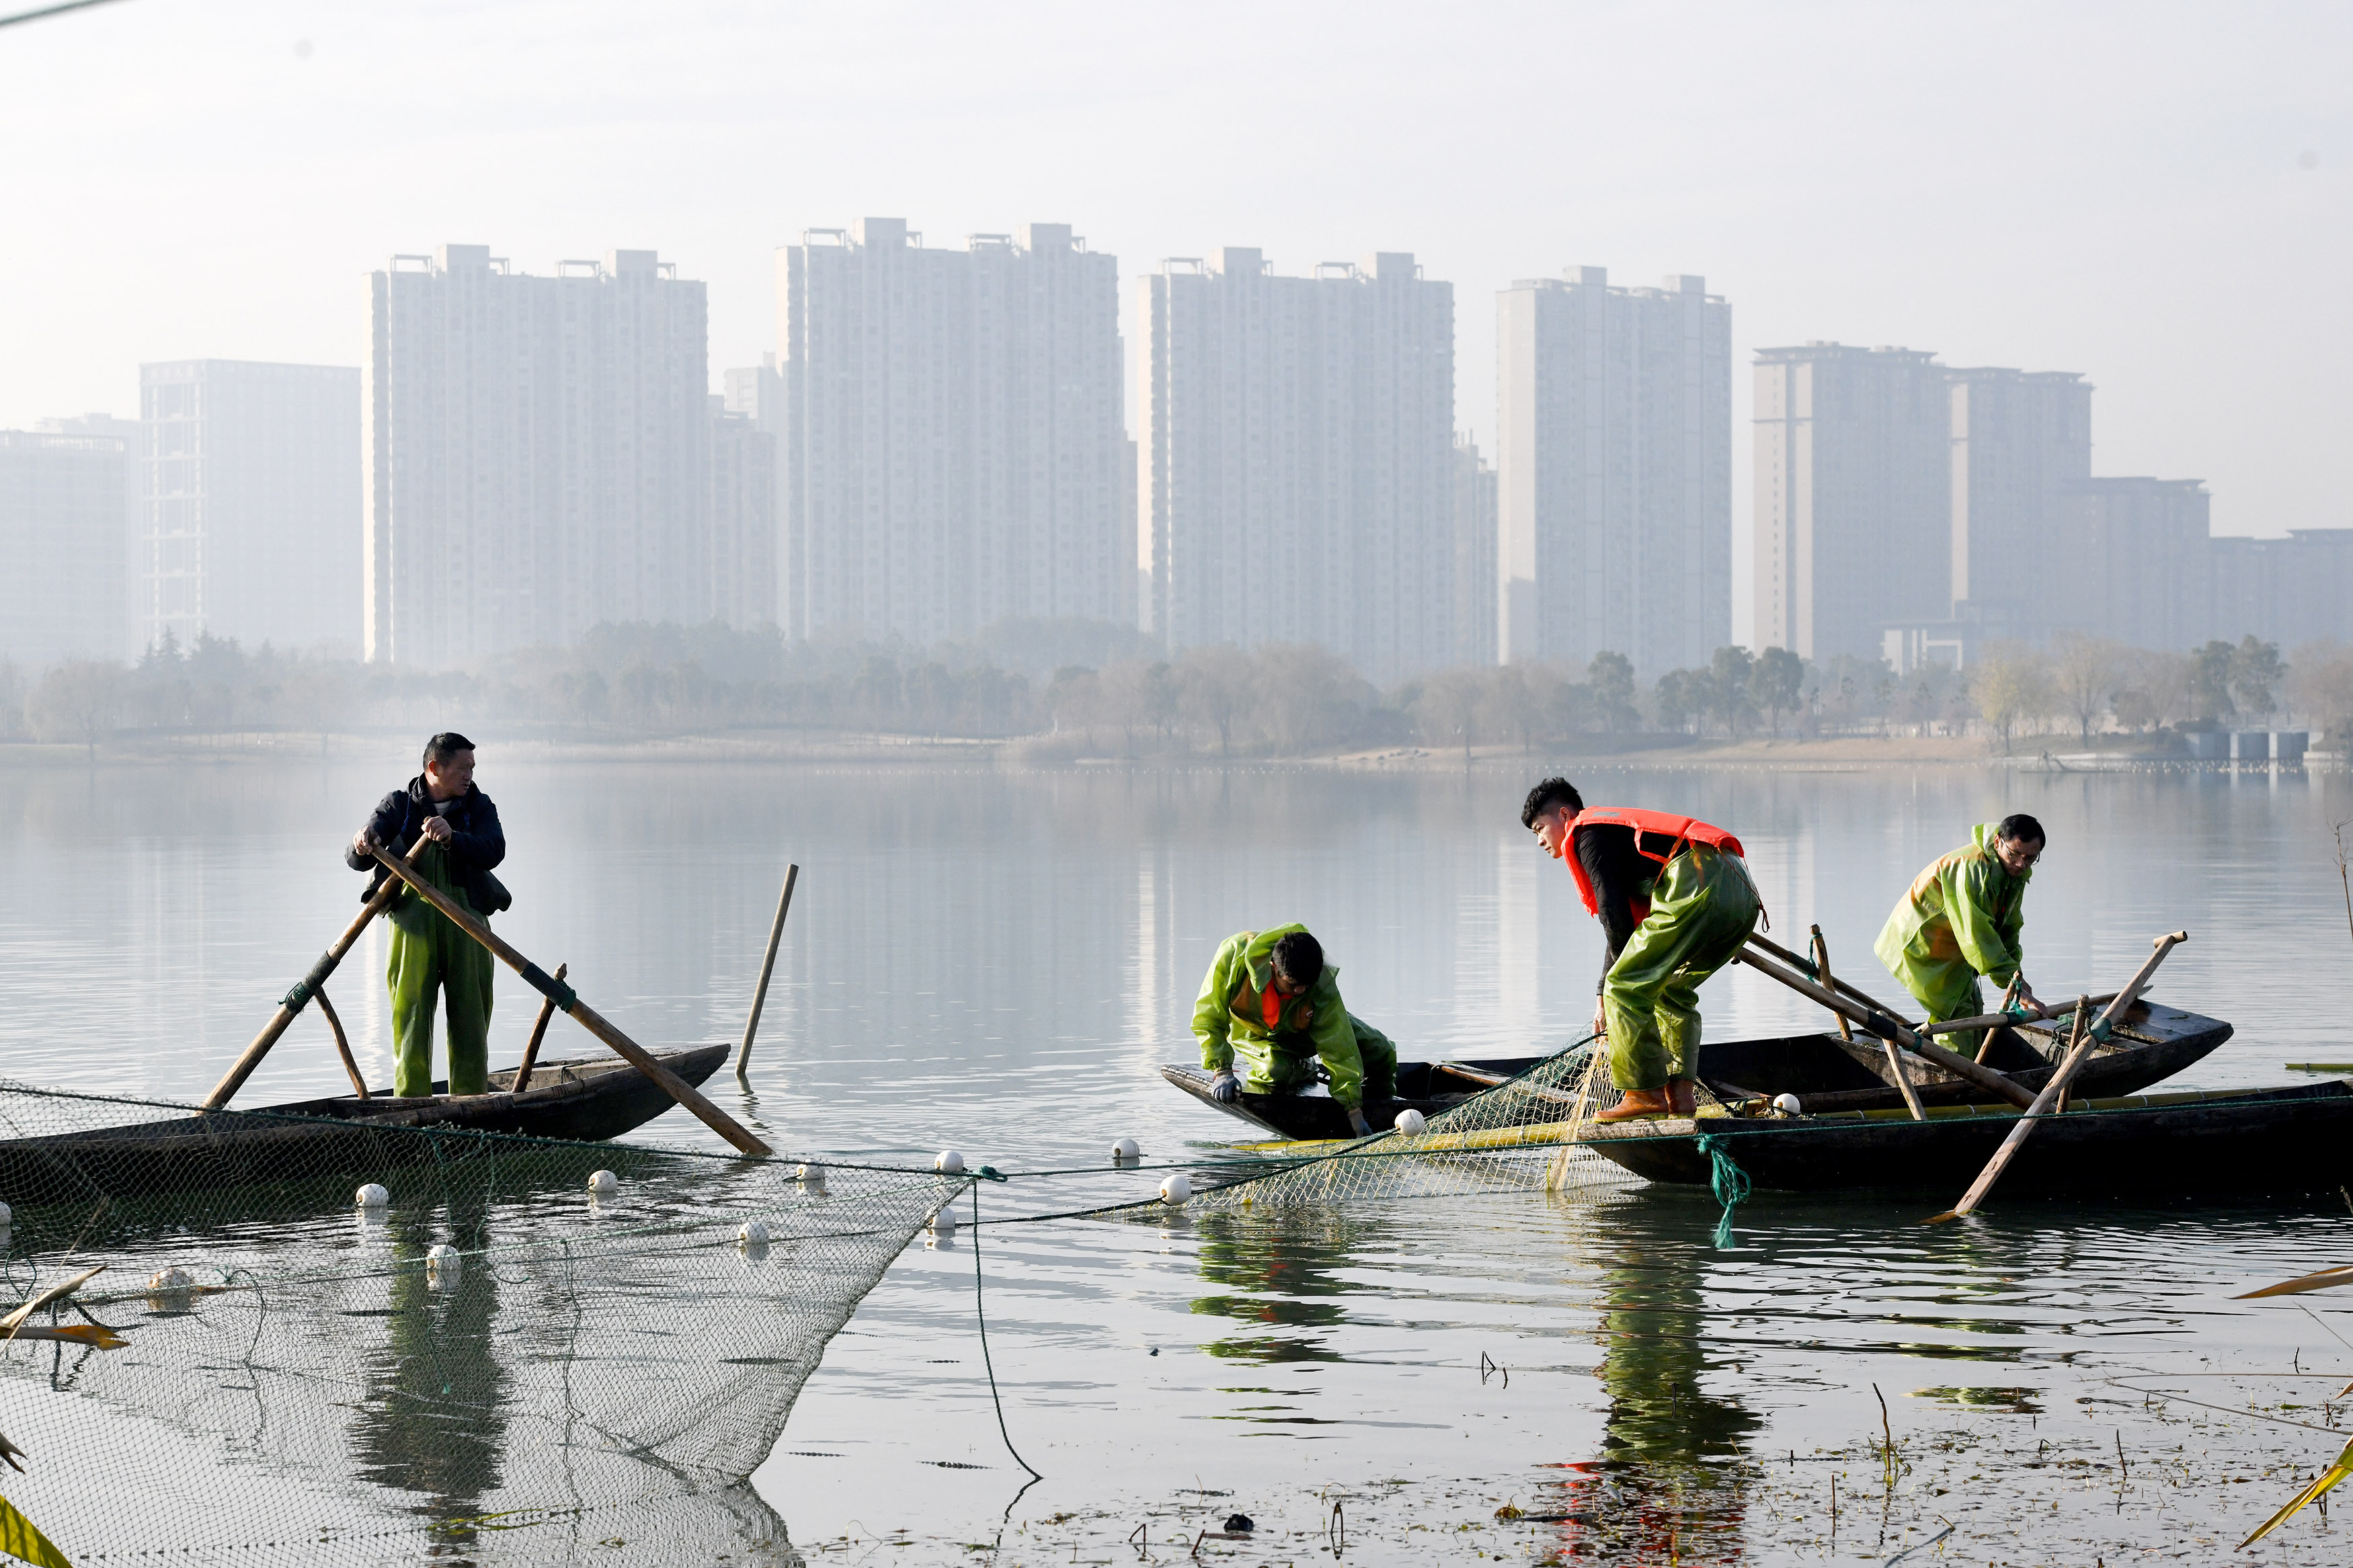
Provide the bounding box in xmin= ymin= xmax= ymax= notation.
xmin=1269 ymin=931 xmax=1324 ymax=990
xmin=1519 ymin=777 xmax=1584 ymax=830
xmin=424 ymin=732 xmax=475 ymax=770
xmin=1995 ymin=813 xmax=2045 ymax=847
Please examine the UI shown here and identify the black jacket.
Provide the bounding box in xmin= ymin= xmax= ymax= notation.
xmin=1577 ymin=821 xmax=1653 ymax=994
xmin=347 ymin=776 xmax=509 ymax=913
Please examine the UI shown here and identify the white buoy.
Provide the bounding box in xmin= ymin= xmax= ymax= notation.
xmin=1111 ymin=1137 xmax=1140 ymax=1162
xmin=147 ymin=1266 xmax=194 ymax=1292
xmin=1394 ymin=1108 xmax=1428 ymax=1137
xmin=1771 ymin=1093 xmax=1803 ymax=1118
xmin=930 ymin=1204 xmax=959 ymax=1234
xmin=426 ymin=1243 xmax=461 ymax=1283
xmin=355 ymin=1183 xmax=389 ymax=1209
xmin=588 ymin=1169 xmax=619 ymax=1198
xmin=0 ymin=1201 xmax=13 ymax=1227
xmin=1160 ymin=1173 xmax=1191 ymax=1205
xmin=737 ymin=1220 xmax=771 ymax=1249
xmin=935 ymin=1149 xmax=965 ymax=1175
xmin=795 ymin=1163 xmax=826 ymax=1184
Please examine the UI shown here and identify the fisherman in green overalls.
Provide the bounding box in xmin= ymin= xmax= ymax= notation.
xmin=346 ymin=734 xmax=510 ymax=1098
xmin=1192 ymin=925 xmax=1398 ymax=1138
xmin=1874 ymin=814 xmax=2046 ymax=1055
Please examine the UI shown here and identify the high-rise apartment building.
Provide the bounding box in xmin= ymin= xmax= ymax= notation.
xmin=0 ymin=429 xmax=130 ymax=665
xmin=1497 ymin=270 xmax=1729 ymax=675
xmin=708 ymin=397 xmax=777 ymax=630
xmin=779 ymin=219 xmax=1126 ymax=647
xmin=137 ymin=361 xmax=361 ymax=657
xmin=2047 ymin=477 xmax=2208 ymax=652
xmin=364 ymin=245 xmax=709 ymax=665
xmin=1136 ymin=248 xmax=1455 ymax=685
xmin=2210 ymin=530 xmax=2353 ymax=651
xmin=1948 ymin=368 xmax=2092 ymax=616
xmin=1453 ymin=436 xmax=1499 ymax=667
xmin=1752 ymin=343 xmax=1948 ymax=662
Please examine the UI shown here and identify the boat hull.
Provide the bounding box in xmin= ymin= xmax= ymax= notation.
xmin=1581 ymin=1080 xmax=2353 ymax=1197
xmin=1160 ymin=1000 xmax=2230 ymax=1142
xmin=0 ymin=1046 xmax=731 ymax=1209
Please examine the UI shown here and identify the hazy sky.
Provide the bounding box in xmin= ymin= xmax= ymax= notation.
xmin=5 ymin=1 xmax=2347 ymax=639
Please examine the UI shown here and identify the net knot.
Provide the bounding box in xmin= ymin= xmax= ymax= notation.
xmin=1694 ymin=1132 xmax=1751 ymax=1249
xmin=975 ymin=1165 xmax=1008 ymax=1182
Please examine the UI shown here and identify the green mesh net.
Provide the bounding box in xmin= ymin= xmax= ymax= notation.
xmin=1147 ymin=1038 xmax=1665 ymax=1219
xmin=0 ymin=1077 xmax=949 ymax=1565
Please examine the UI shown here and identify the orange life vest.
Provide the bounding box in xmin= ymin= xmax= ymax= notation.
xmin=1558 ymin=808 xmax=1745 ymax=923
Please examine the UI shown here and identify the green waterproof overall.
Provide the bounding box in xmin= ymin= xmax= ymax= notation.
xmin=1192 ymin=925 xmax=1398 ymax=1110
xmin=1603 ymin=845 xmax=1763 ymax=1091
xmin=385 ymin=841 xmax=494 ymax=1098
xmin=1872 ymin=823 xmax=2030 ymax=1056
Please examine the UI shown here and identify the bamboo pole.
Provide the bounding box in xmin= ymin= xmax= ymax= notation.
xmin=368 ymin=845 xmax=772 ymax=1156
xmin=512 ymin=962 xmax=567 ymax=1094
xmin=1747 ymin=930 xmax=1916 ymax=1028
xmin=734 ymin=864 xmax=798 ymax=1079
xmin=1927 ymin=932 xmax=2189 ymax=1223
xmin=313 ymin=986 xmax=368 ymax=1100
xmin=202 ymin=835 xmax=434 ymax=1109
xmin=1734 ymin=938 xmax=2038 ymax=1110
xmin=1925 ymin=992 xmax=2120 ymax=1037
xmin=1809 ymin=925 xmax=1856 ymax=1043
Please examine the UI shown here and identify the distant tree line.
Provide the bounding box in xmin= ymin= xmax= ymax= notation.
xmin=0 ymin=618 xmax=2341 ymax=758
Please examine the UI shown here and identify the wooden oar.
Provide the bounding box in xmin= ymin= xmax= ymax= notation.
xmin=1927 ymin=993 xmax=2120 ymax=1037
xmin=367 ymin=845 xmax=772 ymax=1157
xmin=1926 ymin=932 xmax=2190 ymax=1223
xmin=1734 ymin=938 xmax=2038 ymax=1110
xmin=735 ymin=864 xmax=798 ymax=1079
xmin=1808 ymin=925 xmax=1856 ymax=1044
xmin=313 ymin=986 xmax=367 ymax=1100
xmin=1747 ymin=930 xmax=1915 ymax=1026
xmin=202 ymin=835 xmax=434 ymax=1109
xmin=511 ymin=962 xmax=566 ymax=1094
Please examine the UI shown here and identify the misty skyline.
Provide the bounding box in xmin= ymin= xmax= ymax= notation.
xmin=5 ymin=1 xmax=2348 ymax=651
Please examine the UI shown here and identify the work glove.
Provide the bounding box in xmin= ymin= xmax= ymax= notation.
xmin=1347 ymin=1108 xmax=1372 ymax=1139
xmin=1209 ymin=1071 xmax=1240 ymax=1104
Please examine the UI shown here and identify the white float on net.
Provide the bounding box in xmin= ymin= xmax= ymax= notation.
xmin=934 ymin=1149 xmax=965 ymax=1175
xmin=1394 ymin=1108 xmax=1427 ymax=1136
xmin=588 ymin=1169 xmax=619 ymax=1197
xmin=355 ymin=1183 xmax=389 ymax=1209
xmin=1160 ymin=1173 xmax=1191 ymax=1205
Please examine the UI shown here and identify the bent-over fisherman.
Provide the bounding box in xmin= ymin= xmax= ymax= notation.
xmin=1874 ymin=814 xmax=2045 ymax=1055
xmin=346 ymin=733 xmax=509 ymax=1098
xmin=1193 ymin=925 xmax=1397 ymax=1139
xmin=1521 ymin=778 xmax=1761 ymax=1124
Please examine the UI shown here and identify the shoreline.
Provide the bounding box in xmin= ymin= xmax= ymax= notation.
xmin=0 ymin=728 xmax=2306 ymax=772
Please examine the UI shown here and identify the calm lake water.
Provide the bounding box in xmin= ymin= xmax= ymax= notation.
xmin=3 ymin=750 xmax=2350 ymax=1563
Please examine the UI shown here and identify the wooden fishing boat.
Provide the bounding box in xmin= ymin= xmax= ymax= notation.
xmin=1159 ymin=997 xmax=2230 ymax=1141
xmin=0 ymin=1046 xmax=731 ymax=1208
xmin=1579 ymin=1079 xmax=2353 ymax=1198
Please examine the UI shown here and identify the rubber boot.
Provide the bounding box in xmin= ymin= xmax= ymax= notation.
xmin=1597 ymin=1087 xmax=1673 ymax=1124
xmin=1667 ymin=1077 xmax=1698 ymax=1117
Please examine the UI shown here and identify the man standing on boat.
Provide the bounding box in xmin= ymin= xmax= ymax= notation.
xmin=1193 ymin=925 xmax=1396 ymax=1138
xmin=346 ymin=733 xmax=508 ymax=1098
xmin=1874 ymin=815 xmax=2046 ymax=1055
xmin=1520 ymin=779 xmax=1761 ymax=1123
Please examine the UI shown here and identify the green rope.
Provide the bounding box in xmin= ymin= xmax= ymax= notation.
xmin=1694 ymin=1132 xmax=1750 ymax=1249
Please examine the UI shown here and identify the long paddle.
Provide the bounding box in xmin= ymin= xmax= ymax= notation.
xmin=1922 ymin=992 xmax=2119 ymax=1037
xmin=366 ymin=845 xmax=772 ymax=1157
xmin=1734 ymin=937 xmax=2038 ymax=1110
xmin=202 ymin=835 xmax=433 ymax=1109
xmin=1925 ymin=931 xmax=2189 ymax=1223
xmin=735 ymin=864 xmax=798 ymax=1079
xmin=511 ymin=961 xmax=566 ymax=1094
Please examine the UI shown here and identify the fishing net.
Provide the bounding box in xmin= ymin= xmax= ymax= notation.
xmin=0 ymin=1076 xmax=951 ymax=1565
xmin=1158 ymin=1036 xmax=1671 ymax=1218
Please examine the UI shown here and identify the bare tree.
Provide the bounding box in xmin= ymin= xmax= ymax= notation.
xmin=1970 ymin=643 xmax=2052 ymax=753
xmin=1412 ymin=667 xmax=1488 ymax=759
xmin=2050 ymin=632 xmax=2122 ymax=747
xmin=1177 ymin=645 xmax=1253 ymax=759
xmin=30 ymin=661 xmax=128 ymax=761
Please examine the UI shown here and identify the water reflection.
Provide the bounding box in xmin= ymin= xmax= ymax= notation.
xmin=1538 ymin=1219 xmax=1757 ymax=1564
xmin=352 ymin=1208 xmax=509 ymax=1534
xmin=1189 ymin=1212 xmax=1367 ymax=1364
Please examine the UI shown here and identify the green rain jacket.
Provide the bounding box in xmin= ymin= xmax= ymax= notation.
xmin=1192 ymin=925 xmax=1368 ymax=1110
xmin=1873 ymin=823 xmax=2032 ymax=1015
